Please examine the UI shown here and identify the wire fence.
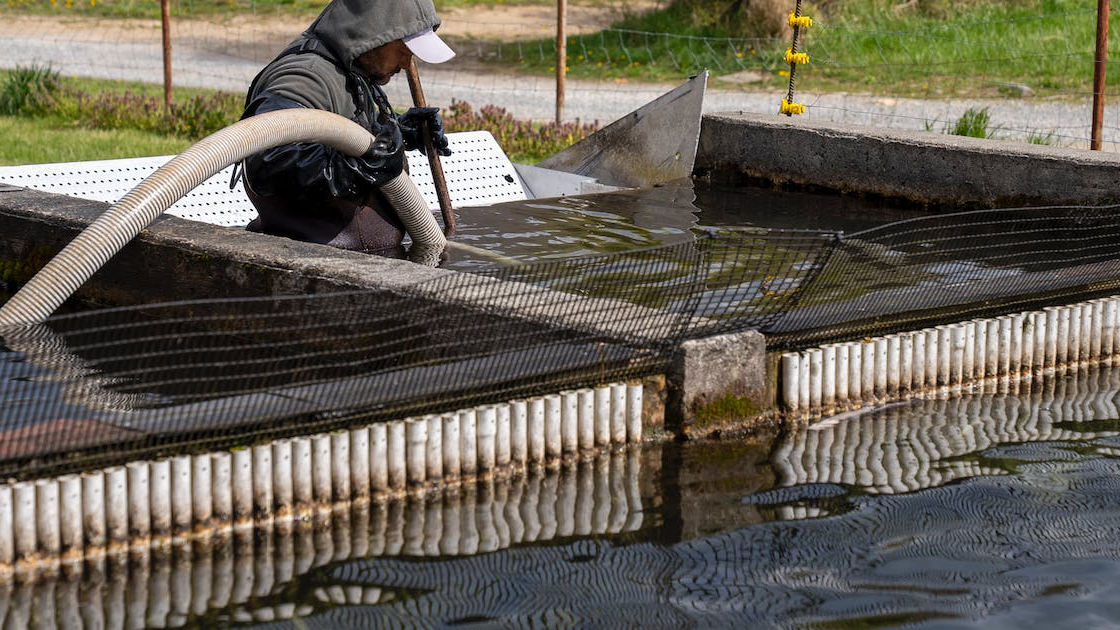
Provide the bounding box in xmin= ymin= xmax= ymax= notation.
xmin=0 ymin=1 xmax=1116 ymax=150
xmin=5 ymin=204 xmax=1120 ymax=477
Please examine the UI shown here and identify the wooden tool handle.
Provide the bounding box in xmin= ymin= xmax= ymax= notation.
xmin=405 ymin=59 xmax=455 ymax=236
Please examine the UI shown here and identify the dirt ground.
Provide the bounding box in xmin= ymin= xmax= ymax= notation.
xmin=0 ymin=2 xmax=656 ymax=46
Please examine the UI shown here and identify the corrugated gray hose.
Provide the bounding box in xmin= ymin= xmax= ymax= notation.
xmin=0 ymin=109 xmax=446 ymax=327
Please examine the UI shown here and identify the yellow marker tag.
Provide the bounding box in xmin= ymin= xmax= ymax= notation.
xmin=788 ymin=13 xmax=813 ymax=29
xmin=784 ymin=48 xmax=810 ymax=65
xmin=779 ymin=99 xmax=806 ymax=115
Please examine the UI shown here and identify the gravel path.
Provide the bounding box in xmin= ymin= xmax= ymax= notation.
xmin=2 ymin=15 xmax=1116 ymax=150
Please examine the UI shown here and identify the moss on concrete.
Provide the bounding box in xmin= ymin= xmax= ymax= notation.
xmin=691 ymin=393 xmax=762 ymax=426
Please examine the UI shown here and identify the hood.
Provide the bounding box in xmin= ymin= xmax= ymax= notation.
xmin=309 ymin=0 xmax=441 ymax=68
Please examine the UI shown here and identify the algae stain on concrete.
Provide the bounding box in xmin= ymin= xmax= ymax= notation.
xmin=691 ymin=393 xmax=762 ymax=426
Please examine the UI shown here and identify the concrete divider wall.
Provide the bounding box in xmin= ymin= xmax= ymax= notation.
xmin=696 ymin=112 xmax=1120 ymax=208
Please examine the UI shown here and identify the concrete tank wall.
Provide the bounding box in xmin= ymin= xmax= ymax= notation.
xmin=695 ymin=112 xmax=1120 ymax=208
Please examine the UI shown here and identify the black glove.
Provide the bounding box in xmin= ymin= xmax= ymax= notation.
xmin=398 ymin=106 xmax=451 ymax=156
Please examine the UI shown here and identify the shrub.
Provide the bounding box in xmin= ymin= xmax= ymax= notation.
xmin=950 ymin=107 xmax=995 ymax=139
xmin=0 ymin=65 xmax=63 ymax=116
xmin=442 ymin=100 xmax=599 ymax=163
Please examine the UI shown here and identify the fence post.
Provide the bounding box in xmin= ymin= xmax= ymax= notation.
xmin=556 ymin=0 xmax=566 ymax=124
xmin=1092 ymin=0 xmax=1109 ymax=150
xmin=161 ymin=0 xmax=173 ymax=109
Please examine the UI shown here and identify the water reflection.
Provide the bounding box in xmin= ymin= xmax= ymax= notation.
xmin=13 ymin=368 xmax=1120 ymax=627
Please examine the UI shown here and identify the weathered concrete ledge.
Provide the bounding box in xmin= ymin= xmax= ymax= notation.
xmin=696 ymin=112 xmax=1120 ymax=208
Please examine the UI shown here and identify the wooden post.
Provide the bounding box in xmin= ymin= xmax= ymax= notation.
xmin=556 ymin=0 xmax=566 ymax=125
xmin=405 ymin=59 xmax=456 ymax=236
xmin=161 ymin=0 xmax=172 ymax=109
xmin=1091 ymin=0 xmax=1109 ymax=150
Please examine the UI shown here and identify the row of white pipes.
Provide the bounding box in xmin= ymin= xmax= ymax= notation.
xmin=0 ymin=382 xmax=643 ymax=573
xmin=781 ymin=295 xmax=1120 ymax=417
xmin=0 ymin=449 xmax=643 ymax=625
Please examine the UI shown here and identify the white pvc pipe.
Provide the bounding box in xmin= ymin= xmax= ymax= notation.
xmin=781 ymin=354 xmax=799 ymax=413
xmin=1091 ymin=301 xmax=1104 ymax=360
xmin=885 ymin=336 xmax=900 ymax=396
xmin=848 ymin=342 xmax=862 ymax=402
xmin=312 ymin=433 xmax=333 ymax=507
xmin=1045 ymin=307 xmax=1060 ymax=370
xmin=912 ymin=332 xmax=926 ymax=393
xmin=936 ymin=325 xmax=951 ymax=387
xmin=544 ymin=395 xmax=563 ymax=461
xmin=458 ymin=410 xmax=478 ymax=479
xmin=252 ymin=445 xmax=274 ymax=521
xmin=288 ymin=437 xmax=313 ymax=515
xmin=610 ymin=383 xmax=627 ymax=443
xmin=1097 ymin=298 xmax=1115 ymax=358
xmin=529 ymin=398 xmax=547 ymax=464
xmin=441 ymin=414 xmax=461 ymax=483
xmin=873 ymin=339 xmax=888 ymax=399
xmin=81 ymin=472 xmax=105 ymax=551
xmin=626 ymin=384 xmax=643 ymax=443
xmin=799 ymin=352 xmax=812 ymax=409
xmin=388 ymin=420 xmax=408 ymax=491
xmin=594 ymin=387 xmax=611 ymax=446
xmin=406 ymin=418 xmax=428 ymax=487
xmin=510 ymin=401 xmax=528 ymax=467
xmin=495 ymin=406 xmax=511 ymax=470
xmin=330 ymin=431 xmax=350 ymax=504
xmin=986 ymin=319 xmax=1000 ymax=379
xmin=835 ymin=344 xmax=850 ymax=404
xmin=809 ymin=348 xmax=824 ymax=410
xmin=1081 ymin=302 xmax=1094 ymax=362
xmin=369 ymin=424 xmax=390 ymax=494
xmin=561 ymin=391 xmax=579 ymax=453
xmin=426 ymin=415 xmax=445 ymax=481
xmin=232 ymin=448 xmax=253 ymax=525
xmin=36 ymin=479 xmax=61 ymax=557
xmin=477 ymin=407 xmax=497 ymax=476
xmin=962 ymin=321 xmax=976 ymax=382
xmin=272 ymin=440 xmax=294 ymax=520
xmin=59 ymin=475 xmax=82 ymax=560
xmin=125 ymin=462 xmax=150 ymax=542
xmin=12 ymin=482 xmax=35 ymax=562
xmin=350 ymin=429 xmax=370 ymax=502
xmin=923 ymin=328 xmax=938 ymax=390
xmin=822 ymin=345 xmax=837 ymax=408
xmin=900 ymin=334 xmax=913 ymax=393
xmin=1032 ymin=310 xmax=1047 ymax=373
xmin=211 ymin=452 xmax=233 ymax=527
xmin=148 ymin=460 xmax=171 ymax=540
xmin=169 ymin=455 xmax=192 ymax=535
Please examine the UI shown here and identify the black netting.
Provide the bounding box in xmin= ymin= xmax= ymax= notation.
xmin=3 ymin=205 xmax=1120 ymax=477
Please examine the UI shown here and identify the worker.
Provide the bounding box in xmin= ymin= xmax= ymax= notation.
xmin=239 ymin=0 xmax=455 ymax=255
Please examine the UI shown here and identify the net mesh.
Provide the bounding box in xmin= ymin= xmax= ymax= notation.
xmin=3 ymin=205 xmax=1120 ymax=477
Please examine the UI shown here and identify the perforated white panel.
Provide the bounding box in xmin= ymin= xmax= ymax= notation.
xmin=0 ymin=131 xmax=526 ymax=228
xmin=407 ymin=131 xmax=528 ymax=209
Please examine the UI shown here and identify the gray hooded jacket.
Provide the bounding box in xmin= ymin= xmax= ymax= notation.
xmin=241 ymin=0 xmax=441 ymax=249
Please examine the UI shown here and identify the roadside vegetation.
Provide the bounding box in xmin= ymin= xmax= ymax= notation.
xmin=0 ymin=66 xmax=598 ymax=165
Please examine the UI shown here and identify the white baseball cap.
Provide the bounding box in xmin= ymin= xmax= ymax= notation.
xmin=403 ymin=28 xmax=456 ymax=64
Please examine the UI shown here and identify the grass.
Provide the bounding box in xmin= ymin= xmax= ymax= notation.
xmin=0 ymin=66 xmax=596 ymax=165
xmin=489 ymin=0 xmax=1120 ymax=99
xmin=0 ymin=115 xmax=190 ymax=165
xmin=949 ymin=106 xmax=994 ymax=138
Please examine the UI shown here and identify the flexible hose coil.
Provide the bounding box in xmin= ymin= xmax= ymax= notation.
xmin=0 ymin=109 xmax=445 ymax=327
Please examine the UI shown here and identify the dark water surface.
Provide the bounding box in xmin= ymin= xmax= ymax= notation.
xmin=242 ymin=367 xmax=1120 ymax=628
xmin=442 ymin=181 xmax=925 ymax=270
xmin=6 ymin=367 xmax=1119 ymax=627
